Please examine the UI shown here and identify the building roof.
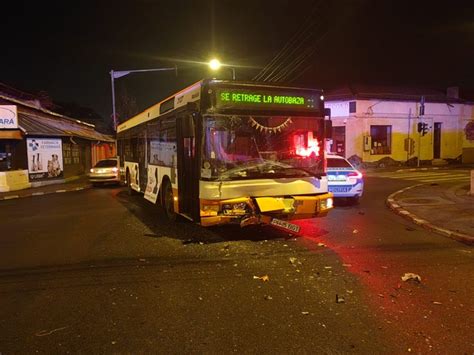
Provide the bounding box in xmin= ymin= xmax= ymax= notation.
xmin=325 ymin=84 xmax=465 ymax=103
xmin=0 ymin=93 xmax=114 ymax=142
xmin=19 ymin=112 xmax=114 ymax=142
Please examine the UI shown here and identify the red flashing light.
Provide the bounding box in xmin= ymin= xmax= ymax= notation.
xmin=295 ymin=132 xmax=320 ymax=157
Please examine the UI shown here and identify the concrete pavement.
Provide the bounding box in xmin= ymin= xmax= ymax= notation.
xmin=383 ymin=168 xmax=474 ymax=244
xmin=0 ymin=175 xmax=92 ymax=201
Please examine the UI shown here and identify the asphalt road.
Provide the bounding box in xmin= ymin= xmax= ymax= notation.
xmin=0 ymin=172 xmax=472 ymax=354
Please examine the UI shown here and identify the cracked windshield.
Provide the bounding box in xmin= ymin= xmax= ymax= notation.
xmin=202 ymin=115 xmax=324 ymax=180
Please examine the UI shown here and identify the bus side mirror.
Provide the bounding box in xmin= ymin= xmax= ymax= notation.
xmin=324 ymin=119 xmax=332 ymax=139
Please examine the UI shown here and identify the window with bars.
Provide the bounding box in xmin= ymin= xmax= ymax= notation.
xmin=72 ymin=144 xmax=80 ymax=164
xmin=370 ymin=125 xmax=392 ymax=155
xmin=63 ymin=143 xmax=72 ymax=164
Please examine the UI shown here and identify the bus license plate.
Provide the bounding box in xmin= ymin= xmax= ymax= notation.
xmin=270 ymin=218 xmax=301 ymax=233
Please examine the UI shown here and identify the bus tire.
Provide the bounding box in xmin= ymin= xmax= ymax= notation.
xmin=162 ymin=179 xmax=176 ymax=221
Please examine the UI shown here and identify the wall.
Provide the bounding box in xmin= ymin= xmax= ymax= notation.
xmin=62 ymin=137 xmax=92 ymax=178
xmin=326 ymin=99 xmax=472 ymax=164
xmin=92 ymin=142 xmax=117 ymax=166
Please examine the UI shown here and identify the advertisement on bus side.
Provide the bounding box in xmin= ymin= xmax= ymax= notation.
xmin=144 ymin=165 xmax=159 ymax=204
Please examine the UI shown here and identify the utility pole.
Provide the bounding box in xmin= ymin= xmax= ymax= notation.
xmin=110 ymin=65 xmax=177 ymax=131
xmin=417 ymin=96 xmax=425 ymax=167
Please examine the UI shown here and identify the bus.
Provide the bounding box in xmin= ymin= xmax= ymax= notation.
xmin=116 ymin=79 xmax=333 ymax=234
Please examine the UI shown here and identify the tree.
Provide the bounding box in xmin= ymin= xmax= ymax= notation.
xmin=116 ymin=85 xmax=138 ymax=124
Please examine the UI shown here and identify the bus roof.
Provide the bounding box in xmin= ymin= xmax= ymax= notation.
xmin=116 ymin=79 xmax=324 ymax=133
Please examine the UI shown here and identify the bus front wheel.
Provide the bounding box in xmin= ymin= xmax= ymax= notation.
xmin=162 ymin=180 xmax=176 ymax=221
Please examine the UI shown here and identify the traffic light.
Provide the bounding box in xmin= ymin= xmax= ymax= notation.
xmin=417 ymin=122 xmax=429 ymax=136
xmin=421 ymin=123 xmax=429 ymax=136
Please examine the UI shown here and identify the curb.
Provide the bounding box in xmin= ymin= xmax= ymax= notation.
xmin=0 ymin=184 xmax=92 ymax=202
xmin=386 ymin=184 xmax=474 ymax=245
xmin=394 ymin=167 xmax=442 ymax=173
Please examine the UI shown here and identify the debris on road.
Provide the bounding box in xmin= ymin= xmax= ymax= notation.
xmin=336 ymin=294 xmax=345 ymax=303
xmin=401 ymin=273 xmax=422 ymax=282
xmin=264 ymin=295 xmax=273 ymax=300
xmin=352 ymin=229 xmax=359 ymax=234
xmin=301 ymin=311 xmax=310 ymax=315
xmin=324 ymin=266 xmax=332 ymax=270
xmin=138 ymin=258 xmax=146 ymax=262
xmin=317 ymin=242 xmax=326 ymax=247
xmin=253 ymin=275 xmax=269 ymax=282
xmin=342 ymin=263 xmax=352 ymax=267
xmin=289 ymin=257 xmax=297 ymax=265
xmin=35 ymin=326 xmax=69 ymax=337
xmin=432 ymin=301 xmax=442 ymax=305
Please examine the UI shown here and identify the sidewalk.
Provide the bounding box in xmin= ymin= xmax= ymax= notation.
xmin=363 ymin=163 xmax=474 ymax=175
xmin=386 ymin=181 xmax=474 ymax=245
xmin=0 ymin=176 xmax=92 ymax=201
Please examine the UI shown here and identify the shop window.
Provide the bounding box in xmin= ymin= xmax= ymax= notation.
xmin=370 ymin=125 xmax=392 ymax=155
xmin=0 ymin=142 xmax=13 ymax=171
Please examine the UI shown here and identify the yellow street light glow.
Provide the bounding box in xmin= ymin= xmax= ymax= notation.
xmin=209 ymin=58 xmax=221 ymax=71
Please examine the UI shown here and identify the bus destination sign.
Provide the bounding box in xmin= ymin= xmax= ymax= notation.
xmin=215 ymin=88 xmax=319 ymax=111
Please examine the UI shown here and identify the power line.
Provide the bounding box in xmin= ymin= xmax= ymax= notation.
xmin=253 ymin=1 xmax=322 ymax=81
xmin=265 ymin=25 xmax=326 ymax=82
xmin=270 ymin=30 xmax=329 ymax=83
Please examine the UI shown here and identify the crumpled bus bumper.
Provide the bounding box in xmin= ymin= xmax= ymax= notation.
xmin=199 ymin=193 xmax=333 ymax=228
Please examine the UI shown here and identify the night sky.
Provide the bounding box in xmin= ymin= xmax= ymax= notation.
xmin=2 ymin=0 xmax=473 ymax=126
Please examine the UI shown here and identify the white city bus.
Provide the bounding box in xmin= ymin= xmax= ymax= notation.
xmin=117 ymin=79 xmax=333 ymax=233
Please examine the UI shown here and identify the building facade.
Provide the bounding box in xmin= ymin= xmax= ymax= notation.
xmin=325 ymin=85 xmax=474 ymax=167
xmin=0 ymin=89 xmax=115 ymax=192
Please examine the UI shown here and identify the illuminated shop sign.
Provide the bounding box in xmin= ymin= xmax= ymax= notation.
xmin=215 ymin=89 xmax=320 ymax=111
xmin=0 ymin=105 xmax=18 ymax=129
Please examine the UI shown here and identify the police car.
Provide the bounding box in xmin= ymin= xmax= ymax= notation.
xmin=326 ymin=154 xmax=364 ymax=203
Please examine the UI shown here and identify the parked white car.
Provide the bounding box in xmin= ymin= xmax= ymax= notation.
xmin=89 ymin=158 xmax=120 ymax=185
xmin=326 ymin=154 xmax=364 ymax=203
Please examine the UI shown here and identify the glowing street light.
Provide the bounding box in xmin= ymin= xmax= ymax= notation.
xmin=208 ymin=58 xmax=221 ymax=71
xmin=208 ymin=58 xmax=235 ymax=80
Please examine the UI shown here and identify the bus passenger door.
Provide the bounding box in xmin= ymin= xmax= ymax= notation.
xmin=177 ymin=113 xmax=200 ymax=221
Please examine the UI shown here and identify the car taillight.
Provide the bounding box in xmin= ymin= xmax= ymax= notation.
xmin=348 ymin=171 xmax=363 ymax=179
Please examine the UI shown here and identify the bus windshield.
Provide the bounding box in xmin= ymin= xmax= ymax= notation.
xmin=202 ymin=115 xmax=325 ymax=180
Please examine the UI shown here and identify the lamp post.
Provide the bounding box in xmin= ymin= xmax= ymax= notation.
xmin=110 ymin=65 xmax=177 ymax=131
xmin=208 ymin=59 xmax=235 ymax=80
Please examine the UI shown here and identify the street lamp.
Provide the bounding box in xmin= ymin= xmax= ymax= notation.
xmin=109 ymin=65 xmax=177 ymax=131
xmin=208 ymin=58 xmax=235 ymax=80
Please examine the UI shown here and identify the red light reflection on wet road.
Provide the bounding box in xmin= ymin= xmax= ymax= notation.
xmin=292 ymin=218 xmax=473 ymax=353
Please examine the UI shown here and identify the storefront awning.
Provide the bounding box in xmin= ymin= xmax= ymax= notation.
xmin=0 ymin=129 xmax=22 ymax=139
xmin=19 ymin=113 xmax=114 ymax=142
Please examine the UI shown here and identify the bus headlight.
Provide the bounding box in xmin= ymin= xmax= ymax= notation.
xmin=201 ymin=204 xmax=219 ymax=216
xmin=320 ymin=197 xmax=333 ymax=210
xmin=222 ymin=202 xmax=248 ymax=215
xmin=327 ymin=197 xmax=333 ymax=209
